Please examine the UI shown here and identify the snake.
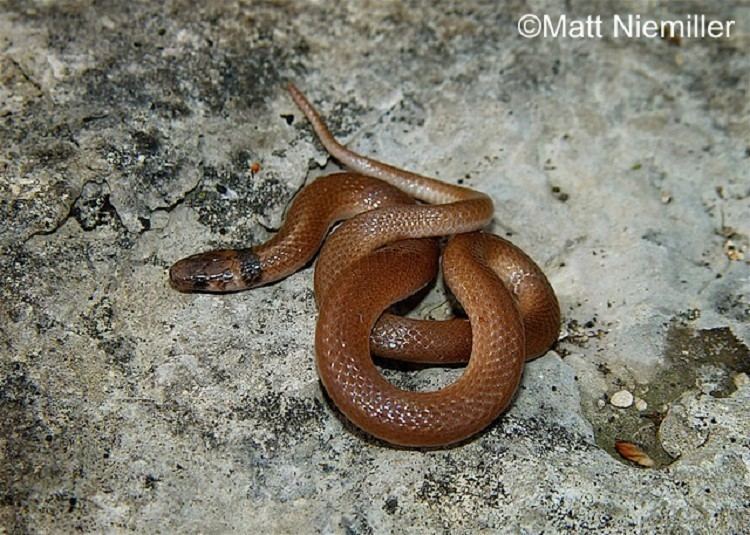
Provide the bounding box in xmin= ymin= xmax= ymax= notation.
xmin=169 ymin=84 xmax=561 ymax=447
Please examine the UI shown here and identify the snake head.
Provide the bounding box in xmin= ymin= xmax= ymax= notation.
xmin=169 ymin=248 xmax=262 ymax=293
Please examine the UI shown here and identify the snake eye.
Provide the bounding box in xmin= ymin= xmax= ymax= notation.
xmin=189 ymin=274 xmax=210 ymax=289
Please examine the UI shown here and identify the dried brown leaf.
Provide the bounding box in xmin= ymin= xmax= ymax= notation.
xmin=615 ymin=440 xmax=655 ymax=467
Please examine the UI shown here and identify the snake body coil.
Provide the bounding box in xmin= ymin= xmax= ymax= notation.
xmin=170 ymin=85 xmax=560 ymax=447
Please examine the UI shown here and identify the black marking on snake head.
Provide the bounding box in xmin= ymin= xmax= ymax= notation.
xmin=237 ymin=248 xmax=262 ymax=287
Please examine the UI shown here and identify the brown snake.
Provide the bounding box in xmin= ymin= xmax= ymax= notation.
xmin=169 ymin=84 xmax=560 ymax=447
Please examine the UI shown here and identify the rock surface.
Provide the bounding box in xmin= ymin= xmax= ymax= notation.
xmin=1 ymin=1 xmax=749 ymax=533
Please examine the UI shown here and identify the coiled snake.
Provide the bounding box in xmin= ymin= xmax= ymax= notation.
xmin=169 ymin=85 xmax=560 ymax=447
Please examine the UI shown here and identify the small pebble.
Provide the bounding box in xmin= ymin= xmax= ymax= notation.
xmin=610 ymin=390 xmax=634 ymax=408
xmin=724 ymin=240 xmax=744 ymax=261
xmin=634 ymin=397 xmax=647 ymax=411
xmin=734 ymin=373 xmax=749 ymax=388
xmin=597 ymin=399 xmax=606 ymax=409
